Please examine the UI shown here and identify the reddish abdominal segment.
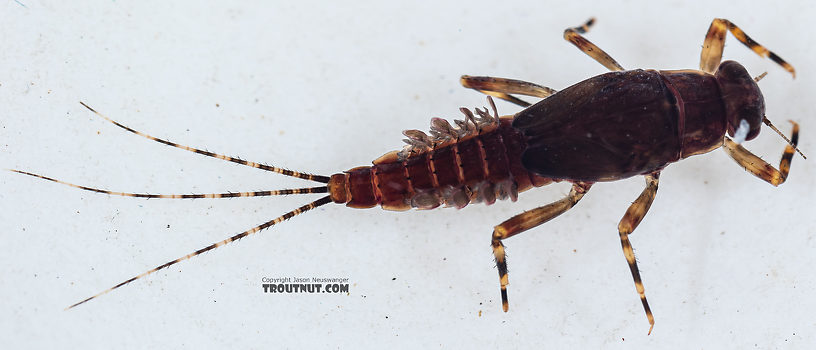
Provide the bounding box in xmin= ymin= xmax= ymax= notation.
xmin=328 ymin=114 xmax=553 ymax=210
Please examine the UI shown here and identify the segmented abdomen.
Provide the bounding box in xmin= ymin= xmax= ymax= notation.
xmin=327 ymin=117 xmax=552 ymax=210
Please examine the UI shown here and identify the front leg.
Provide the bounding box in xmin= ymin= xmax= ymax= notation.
xmin=722 ymin=121 xmax=799 ymax=186
xmin=699 ymin=18 xmax=795 ymax=77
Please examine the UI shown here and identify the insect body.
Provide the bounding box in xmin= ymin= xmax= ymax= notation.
xmin=13 ymin=18 xmax=802 ymax=334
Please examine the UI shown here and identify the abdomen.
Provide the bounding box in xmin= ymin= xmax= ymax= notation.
xmin=329 ymin=119 xmax=552 ymax=211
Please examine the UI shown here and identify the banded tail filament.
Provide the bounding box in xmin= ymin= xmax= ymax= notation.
xmin=12 ymin=18 xmax=804 ymax=335
xmin=16 ymin=96 xmax=545 ymax=310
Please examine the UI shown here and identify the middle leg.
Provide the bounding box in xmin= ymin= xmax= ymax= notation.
xmin=618 ymin=172 xmax=660 ymax=334
xmin=563 ymin=18 xmax=625 ymax=72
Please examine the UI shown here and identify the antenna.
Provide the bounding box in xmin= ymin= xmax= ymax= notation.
xmin=763 ymin=116 xmax=806 ymax=159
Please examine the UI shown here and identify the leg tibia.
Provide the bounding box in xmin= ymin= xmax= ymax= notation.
xmin=722 ymin=121 xmax=799 ymax=186
xmin=618 ymin=173 xmax=659 ymax=334
xmin=563 ymin=18 xmax=624 ymax=72
xmin=491 ymin=182 xmax=591 ymax=312
xmin=460 ymin=75 xmax=557 ymax=107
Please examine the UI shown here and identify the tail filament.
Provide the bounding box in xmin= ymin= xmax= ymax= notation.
xmin=11 ymin=102 xmax=334 ymax=309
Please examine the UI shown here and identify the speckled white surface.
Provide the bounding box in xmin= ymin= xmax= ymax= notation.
xmin=1 ymin=1 xmax=815 ymax=348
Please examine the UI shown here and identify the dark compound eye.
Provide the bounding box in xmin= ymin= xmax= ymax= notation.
xmin=715 ymin=61 xmax=765 ymax=141
xmin=9 ymin=17 xmax=800 ymax=338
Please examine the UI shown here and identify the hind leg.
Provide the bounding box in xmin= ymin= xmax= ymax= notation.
xmin=463 ymin=18 xmax=627 ymax=105
xmin=491 ymin=182 xmax=591 ymax=311
xmin=460 ymin=76 xmax=557 ymax=107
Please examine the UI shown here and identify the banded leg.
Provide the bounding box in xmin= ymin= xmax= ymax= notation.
xmin=564 ymin=18 xmax=625 ymax=72
xmin=618 ymin=172 xmax=660 ymax=335
xmin=722 ymin=121 xmax=799 ymax=186
xmin=700 ymin=18 xmax=796 ymax=77
xmin=460 ymin=76 xmax=558 ymax=107
xmin=491 ymin=182 xmax=591 ymax=312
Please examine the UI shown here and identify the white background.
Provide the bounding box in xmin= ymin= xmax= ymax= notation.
xmin=2 ymin=0 xmax=815 ymax=348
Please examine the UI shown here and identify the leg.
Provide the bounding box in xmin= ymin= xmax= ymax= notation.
xmin=722 ymin=121 xmax=799 ymax=186
xmin=618 ymin=172 xmax=660 ymax=334
xmin=563 ymin=18 xmax=624 ymax=72
xmin=700 ymin=18 xmax=795 ymax=77
xmin=460 ymin=75 xmax=558 ymax=108
xmin=491 ymin=182 xmax=591 ymax=312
